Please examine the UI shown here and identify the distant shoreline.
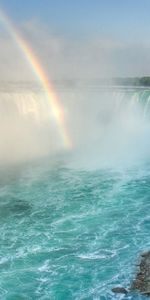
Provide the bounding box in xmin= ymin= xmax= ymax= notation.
xmin=0 ymin=78 xmax=150 ymax=91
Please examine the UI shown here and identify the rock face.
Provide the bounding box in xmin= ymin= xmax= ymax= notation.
xmin=131 ymin=251 xmax=150 ymax=296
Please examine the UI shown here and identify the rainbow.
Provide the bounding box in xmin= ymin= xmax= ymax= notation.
xmin=0 ymin=10 xmax=72 ymax=149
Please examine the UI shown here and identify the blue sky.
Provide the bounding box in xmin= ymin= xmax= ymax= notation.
xmin=0 ymin=0 xmax=150 ymax=40
xmin=0 ymin=0 xmax=150 ymax=79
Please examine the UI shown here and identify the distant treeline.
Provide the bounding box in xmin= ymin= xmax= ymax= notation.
xmin=55 ymin=77 xmax=150 ymax=87
xmin=112 ymin=77 xmax=150 ymax=86
xmin=63 ymin=76 xmax=150 ymax=87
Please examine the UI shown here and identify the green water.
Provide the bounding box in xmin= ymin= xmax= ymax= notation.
xmin=0 ymin=157 xmax=150 ymax=300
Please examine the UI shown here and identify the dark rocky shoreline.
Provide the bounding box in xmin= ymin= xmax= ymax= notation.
xmin=131 ymin=251 xmax=150 ymax=296
xmin=112 ymin=250 xmax=150 ymax=297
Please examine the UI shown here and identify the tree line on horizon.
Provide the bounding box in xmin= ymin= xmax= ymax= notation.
xmin=113 ymin=77 xmax=150 ymax=86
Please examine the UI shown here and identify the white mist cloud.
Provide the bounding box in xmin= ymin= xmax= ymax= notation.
xmin=21 ymin=20 xmax=150 ymax=79
xmin=0 ymin=19 xmax=150 ymax=81
xmin=0 ymin=19 xmax=150 ymax=166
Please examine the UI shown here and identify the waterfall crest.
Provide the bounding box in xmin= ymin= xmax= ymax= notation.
xmin=1 ymin=83 xmax=150 ymax=165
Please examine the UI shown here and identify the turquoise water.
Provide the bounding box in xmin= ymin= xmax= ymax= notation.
xmin=1 ymin=86 xmax=150 ymax=299
xmin=0 ymin=157 xmax=150 ymax=300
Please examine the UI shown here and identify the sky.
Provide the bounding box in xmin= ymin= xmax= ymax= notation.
xmin=0 ymin=0 xmax=150 ymax=39
xmin=0 ymin=0 xmax=150 ymax=80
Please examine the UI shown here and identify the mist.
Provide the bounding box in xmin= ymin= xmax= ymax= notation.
xmin=65 ymin=88 xmax=150 ymax=168
xmin=0 ymin=82 xmax=150 ymax=167
xmin=0 ymin=86 xmax=64 ymax=165
xmin=1 ymin=19 xmax=150 ymax=81
xmin=0 ymin=22 xmax=150 ymax=166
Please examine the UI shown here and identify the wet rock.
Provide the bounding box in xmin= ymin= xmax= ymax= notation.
xmin=112 ymin=287 xmax=128 ymax=294
xmin=141 ymin=251 xmax=150 ymax=258
xmin=131 ymin=250 xmax=150 ymax=297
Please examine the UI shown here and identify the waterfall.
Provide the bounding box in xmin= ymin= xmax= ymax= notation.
xmin=107 ymin=88 xmax=150 ymax=117
xmin=0 ymin=91 xmax=50 ymax=121
xmin=1 ymin=83 xmax=150 ymax=165
xmin=0 ymin=85 xmax=62 ymax=164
